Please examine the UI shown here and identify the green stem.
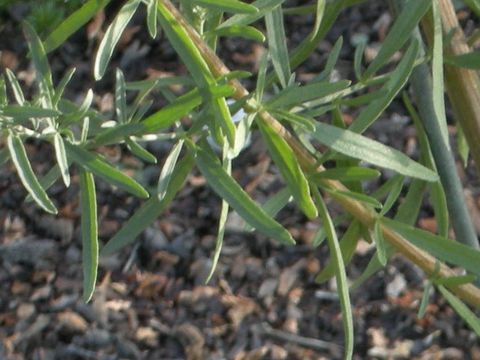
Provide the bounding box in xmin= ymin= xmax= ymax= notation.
xmin=393 ymin=0 xmax=479 ymax=249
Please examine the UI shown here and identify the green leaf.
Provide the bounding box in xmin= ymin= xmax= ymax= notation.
xmin=350 ymin=40 xmax=419 ymax=133
xmin=218 ymin=0 xmax=286 ymax=29
xmin=23 ymin=22 xmax=54 ymax=103
xmin=445 ymin=52 xmax=480 ymax=69
xmin=257 ymin=120 xmax=317 ymax=219
xmin=311 ymin=167 xmax=381 ymax=182
xmin=417 ymin=281 xmax=432 ymax=318
xmin=320 ymin=186 xmax=382 ymax=209
xmin=44 ymin=0 xmax=111 ymax=53
xmin=384 ymin=218 xmax=480 ymax=276
xmin=157 ymin=2 xmax=214 ymax=88
xmin=93 ymin=123 xmax=145 ymax=147
xmin=158 ymin=140 xmax=184 ymax=201
xmin=194 ymin=141 xmax=294 ymax=245
xmin=206 ymin=143 xmax=231 ymax=283
xmin=316 ymin=36 xmax=343 ymax=81
xmin=0 ymin=75 xmax=7 ymax=106
xmin=265 ymin=4 xmax=291 ymax=88
xmin=65 ymin=142 xmax=149 ymax=199
xmin=1 ymin=105 xmax=60 ymax=118
xmin=5 ymin=69 xmax=25 ymax=105
xmin=312 ymin=122 xmax=438 ymax=182
xmin=437 ymin=285 xmax=480 ymax=336
xmin=431 ymin=1 xmax=449 ymax=149
xmin=94 ymin=0 xmax=141 ymax=80
xmin=315 ymin=221 xmax=360 ymax=283
xmin=312 ymin=0 xmax=326 ymax=39
xmin=373 ymin=220 xmax=387 ymax=266
xmin=429 ymin=180 xmax=449 ymax=237
xmin=255 ymin=51 xmax=269 ymax=102
xmin=115 ymin=68 xmax=127 ymax=123
xmin=193 ymin=0 xmax=258 ymax=14
xmin=271 ymin=109 xmax=316 ymax=131
xmin=433 ymin=274 xmax=477 ymax=287
xmin=210 ymin=25 xmax=265 ymax=42
xmin=380 ymin=175 xmax=404 ymax=216
xmin=79 ymin=169 xmax=98 ymax=302
xmin=146 ymin=0 xmax=159 ymax=38
xmin=126 ymin=138 xmax=157 ymax=164
xmin=244 ymin=188 xmax=292 ymax=232
xmin=364 ymin=0 xmax=431 ymax=77
xmin=53 ymin=133 xmax=70 ymax=187
xmin=53 ymin=68 xmax=76 ymax=106
xmin=102 ymin=153 xmax=194 ymax=255
xmin=60 ymin=89 xmax=93 ymax=127
xmin=313 ymin=188 xmax=354 ymax=360
xmin=266 ymin=80 xmax=350 ymax=109
xmin=353 ymin=37 xmax=367 ymax=80
xmin=7 ymin=132 xmax=57 ymax=214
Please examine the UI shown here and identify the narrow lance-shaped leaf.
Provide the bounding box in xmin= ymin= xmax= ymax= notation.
xmin=115 ymin=69 xmax=127 ymax=123
xmin=218 ymin=0 xmax=285 ymax=29
xmin=437 ymin=286 xmax=480 ymax=336
xmin=102 ymin=153 xmax=195 ymax=255
xmin=380 ymin=175 xmax=404 ymax=216
xmin=23 ymin=21 xmax=54 ymax=103
xmin=364 ymin=0 xmax=431 ymax=77
xmin=94 ymin=0 xmax=141 ymax=80
xmin=384 ymin=218 xmax=480 ymax=276
xmin=265 ymin=4 xmax=291 ymax=88
xmin=311 ymin=167 xmax=381 ymax=183
xmin=312 ymin=122 xmax=438 ymax=182
xmin=312 ymin=0 xmax=326 ymax=39
xmin=79 ymin=169 xmax=98 ymax=302
xmin=158 ymin=140 xmax=184 ymax=201
xmin=431 ymin=0 xmax=449 ymax=149
xmin=44 ymin=0 xmax=111 ymax=53
xmin=192 ymin=0 xmax=258 ymax=14
xmin=1 ymin=105 xmax=60 ymax=119
xmin=373 ymin=220 xmax=387 ymax=266
xmin=206 ymin=142 xmax=231 ymax=283
xmin=244 ymin=188 xmax=292 ymax=232
xmin=313 ymin=188 xmax=354 ymax=360
xmin=65 ymin=142 xmax=149 ymax=199
xmin=53 ymin=133 xmax=70 ymax=187
xmin=7 ymin=132 xmax=57 ymax=214
xmin=194 ymin=141 xmax=294 ymax=245
xmin=257 ymin=119 xmax=317 ymax=219
xmin=351 ymin=179 xmax=427 ymax=290
xmin=417 ymin=280 xmax=432 ymax=318
xmin=126 ymin=138 xmax=157 ymax=164
xmin=266 ymin=80 xmax=350 ymax=109
xmin=146 ymin=0 xmax=158 ymax=38
xmin=210 ymin=25 xmax=265 ymax=42
xmin=5 ymin=68 xmax=25 ymax=105
xmin=315 ymin=221 xmax=360 ymax=283
xmin=53 ymin=68 xmax=76 ymax=106
xmin=350 ymin=40 xmax=419 ymax=133
xmin=445 ymin=52 xmax=480 ymax=70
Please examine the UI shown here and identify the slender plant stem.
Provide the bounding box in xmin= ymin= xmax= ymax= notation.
xmin=392 ymin=0 xmax=479 ymax=250
xmin=422 ymin=0 xmax=480 ymax=177
xmin=161 ymin=0 xmax=480 ymax=308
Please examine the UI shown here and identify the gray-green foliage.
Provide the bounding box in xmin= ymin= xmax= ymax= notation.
xmin=1 ymin=1 xmax=480 ymax=357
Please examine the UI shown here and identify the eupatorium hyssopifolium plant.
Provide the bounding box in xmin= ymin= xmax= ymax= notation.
xmin=1 ymin=0 xmax=480 ymax=357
